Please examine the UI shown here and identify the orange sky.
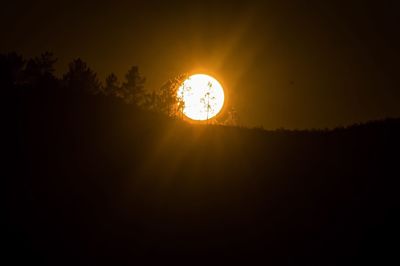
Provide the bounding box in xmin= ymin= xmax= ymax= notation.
xmin=2 ymin=0 xmax=400 ymax=128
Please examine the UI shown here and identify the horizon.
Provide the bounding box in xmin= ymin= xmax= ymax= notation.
xmin=2 ymin=0 xmax=400 ymax=128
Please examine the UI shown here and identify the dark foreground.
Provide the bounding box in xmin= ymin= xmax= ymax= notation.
xmin=8 ymin=95 xmax=400 ymax=265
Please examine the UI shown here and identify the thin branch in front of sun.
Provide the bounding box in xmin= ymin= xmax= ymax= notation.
xmin=200 ymin=90 xmax=216 ymax=122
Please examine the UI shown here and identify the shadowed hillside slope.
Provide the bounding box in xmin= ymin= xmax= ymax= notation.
xmin=8 ymin=91 xmax=400 ymax=265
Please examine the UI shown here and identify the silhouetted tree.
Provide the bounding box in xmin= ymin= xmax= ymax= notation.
xmin=156 ymin=74 xmax=187 ymax=117
xmin=25 ymin=52 xmax=56 ymax=77
xmin=23 ymin=52 xmax=57 ymax=86
xmin=62 ymin=58 xmax=101 ymax=94
xmin=122 ymin=66 xmax=145 ymax=105
xmin=142 ymin=90 xmax=161 ymax=112
xmin=103 ymin=73 xmax=121 ymax=97
xmin=225 ymin=106 xmax=239 ymax=126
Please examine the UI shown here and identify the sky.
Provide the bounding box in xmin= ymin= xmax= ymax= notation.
xmin=2 ymin=0 xmax=400 ymax=129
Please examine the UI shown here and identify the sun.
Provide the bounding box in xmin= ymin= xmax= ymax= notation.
xmin=177 ymin=74 xmax=225 ymax=121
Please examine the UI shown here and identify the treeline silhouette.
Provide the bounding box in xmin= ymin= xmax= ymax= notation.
xmin=6 ymin=52 xmax=400 ymax=265
xmin=3 ymin=52 xmax=236 ymax=125
xmin=2 ymin=52 xmax=175 ymax=114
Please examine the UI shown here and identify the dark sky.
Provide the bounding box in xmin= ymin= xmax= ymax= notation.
xmin=2 ymin=0 xmax=399 ymax=128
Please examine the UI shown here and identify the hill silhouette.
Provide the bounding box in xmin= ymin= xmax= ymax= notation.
xmin=6 ymin=53 xmax=400 ymax=265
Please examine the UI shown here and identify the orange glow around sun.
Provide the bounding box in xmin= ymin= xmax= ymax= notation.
xmin=177 ymin=74 xmax=225 ymax=121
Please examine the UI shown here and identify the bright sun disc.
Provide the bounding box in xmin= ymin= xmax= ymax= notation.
xmin=177 ymin=74 xmax=225 ymax=121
